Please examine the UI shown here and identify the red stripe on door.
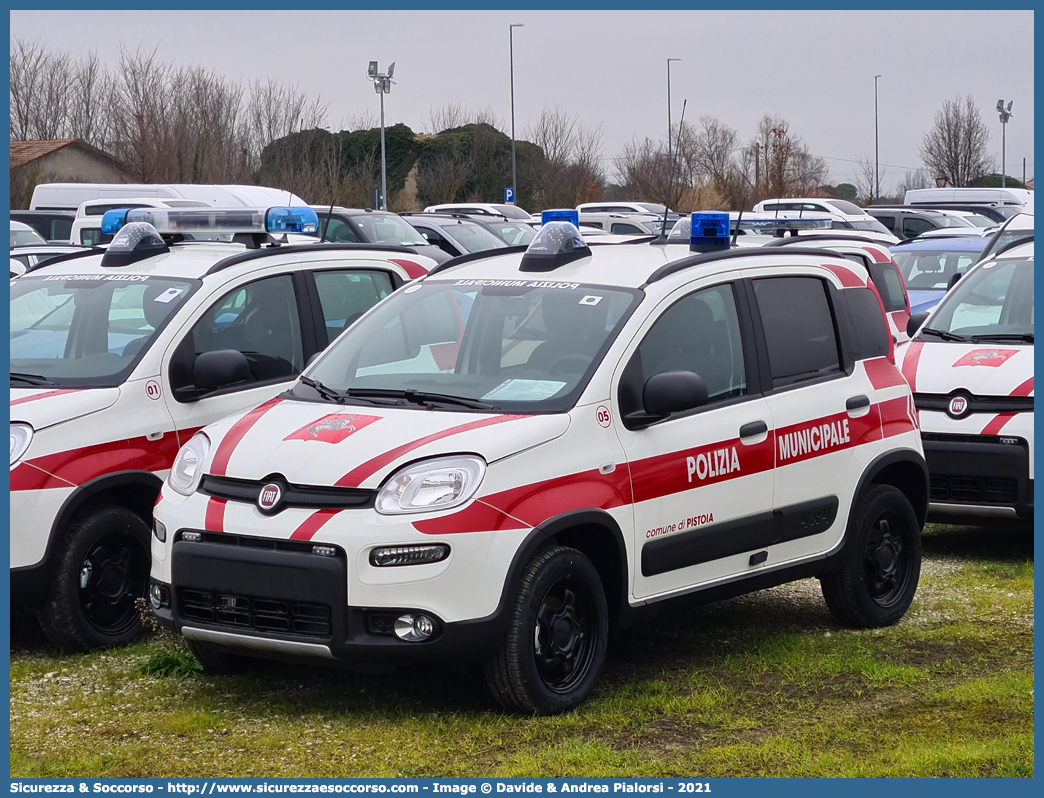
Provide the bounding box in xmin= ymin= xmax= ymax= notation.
xmin=209 ymin=398 xmax=282 ymax=477
xmin=900 ymin=341 xmax=924 ymax=391
xmin=204 ymin=497 xmax=227 ymax=533
xmin=289 ymin=508 xmax=341 ymax=541
xmin=335 ymin=414 xmax=529 ymax=488
xmin=630 ymin=436 xmax=774 ymax=505
xmin=10 ymin=389 xmax=79 ymax=407
xmin=864 ymin=357 xmax=907 ymax=390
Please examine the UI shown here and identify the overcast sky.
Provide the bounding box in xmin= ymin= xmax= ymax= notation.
xmin=10 ymin=8 xmax=1035 ymax=190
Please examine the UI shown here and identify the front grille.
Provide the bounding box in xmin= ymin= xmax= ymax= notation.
xmin=200 ymin=474 xmax=375 ymax=511
xmin=176 ymin=529 xmax=343 ymax=557
xmin=914 ymin=393 xmax=1033 ymax=414
xmin=179 ymin=588 xmax=333 ymax=637
xmin=920 ymin=432 xmax=1025 ymax=446
xmin=929 ymin=475 xmax=1018 ymax=505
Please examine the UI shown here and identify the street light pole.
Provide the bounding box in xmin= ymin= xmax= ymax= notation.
xmin=509 ymin=23 xmax=524 ymax=205
xmin=997 ymin=100 xmax=1013 ymax=188
xmin=874 ymin=74 xmax=881 ymax=202
xmin=368 ymin=61 xmax=395 ymax=211
xmin=666 ymin=57 xmax=681 ymax=201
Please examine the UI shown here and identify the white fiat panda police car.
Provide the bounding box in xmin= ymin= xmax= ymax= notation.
xmin=899 ymin=239 xmax=1034 ymax=522
xmin=10 ymin=206 xmax=434 ymax=651
xmin=152 ymin=218 xmax=928 ymax=715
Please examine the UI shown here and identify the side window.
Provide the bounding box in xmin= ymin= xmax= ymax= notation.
xmin=869 ymin=264 xmax=908 ymax=312
xmin=876 ymin=215 xmax=895 ymax=232
xmin=843 ymin=287 xmax=891 ymax=360
xmin=611 ymin=223 xmax=644 ymax=235
xmin=318 ymin=218 xmax=359 ymax=243
xmin=633 ymin=284 xmax=747 ymax=404
xmin=188 ymin=274 xmax=304 ymax=386
xmin=313 ymin=269 xmax=395 ymax=345
xmin=903 ymin=217 xmax=933 ymax=238
xmin=753 ymin=277 xmax=841 ymax=389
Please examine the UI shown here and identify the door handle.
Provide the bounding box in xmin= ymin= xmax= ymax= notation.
xmin=739 ymin=420 xmax=768 ymax=439
xmin=846 ymin=395 xmax=871 ymax=412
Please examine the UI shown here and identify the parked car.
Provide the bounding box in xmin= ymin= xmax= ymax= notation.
xmin=577 ymin=201 xmax=670 ymax=215
xmin=9 ymin=244 xmax=96 ymax=275
xmin=752 ymin=198 xmax=897 ymax=241
xmin=10 ymin=220 xmax=47 ymax=248
xmin=30 ymin=182 xmax=307 ymax=213
xmin=866 ymin=207 xmax=976 ymax=240
xmin=478 ymin=218 xmax=537 ymax=247
xmin=889 ymin=237 xmax=991 ymax=314
xmin=423 ymin=203 xmax=533 ymax=220
xmin=311 ymin=207 xmax=451 ymax=265
xmin=152 ymin=222 xmax=927 ymax=715
xmin=10 ymin=205 xmax=435 ymax=652
xmin=398 ymin=212 xmax=511 ymax=258
xmin=978 ymin=211 xmax=1033 ymax=264
xmin=574 ymin=213 xmax=661 ymax=236
xmin=900 ymin=240 xmax=1034 ymax=524
xmin=10 ymin=210 xmax=75 ymax=243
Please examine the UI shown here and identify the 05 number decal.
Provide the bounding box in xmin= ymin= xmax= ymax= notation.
xmin=596 ymin=405 xmax=612 ymax=428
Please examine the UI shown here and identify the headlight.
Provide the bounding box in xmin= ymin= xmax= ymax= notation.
xmin=10 ymin=424 xmax=33 ymax=468
xmin=375 ymin=455 xmax=486 ymax=515
xmin=167 ymin=433 xmax=210 ymax=496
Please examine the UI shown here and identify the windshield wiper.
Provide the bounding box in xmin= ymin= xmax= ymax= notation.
xmin=299 ymin=375 xmax=345 ymax=403
xmin=10 ymin=372 xmax=59 ymax=386
xmin=970 ymin=333 xmax=1034 ymax=343
xmin=344 ymin=387 xmax=496 ymax=410
xmin=918 ymin=327 xmax=968 ymax=342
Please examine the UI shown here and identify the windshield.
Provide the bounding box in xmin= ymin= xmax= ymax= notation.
xmin=846 ymin=218 xmax=893 ymax=235
xmin=637 ymin=203 xmax=667 ymax=214
xmin=922 ymin=256 xmax=1033 ymax=339
xmin=485 ymin=222 xmax=536 ymax=247
xmin=962 ymin=214 xmax=995 ymax=228
xmin=350 ymin=214 xmax=428 ymax=247
xmin=11 ymin=228 xmax=47 ymax=247
xmin=934 ymin=214 xmax=973 ymax=228
xmin=893 ymin=248 xmax=984 ymax=289
xmin=304 ymin=279 xmax=641 ymax=412
xmin=10 ymin=274 xmax=198 ymax=387
xmin=825 ymin=199 xmax=865 ymax=215
xmin=441 ymin=221 xmax=509 ymax=253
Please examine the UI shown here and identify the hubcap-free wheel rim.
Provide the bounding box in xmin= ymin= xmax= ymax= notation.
xmin=78 ymin=532 xmax=147 ymax=636
xmin=533 ymin=578 xmax=598 ymax=694
xmin=863 ymin=514 xmax=911 ymax=608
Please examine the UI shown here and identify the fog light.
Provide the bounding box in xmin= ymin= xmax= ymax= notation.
xmin=149 ymin=582 xmax=170 ymax=610
xmin=370 ymin=544 xmax=449 ymax=567
xmin=394 ymin=613 xmax=435 ymax=642
xmin=153 ymin=519 xmax=167 ymax=543
xmin=312 ymin=545 xmax=337 ymax=557
xmin=182 ymin=530 xmax=202 ymax=542
xmin=999 ymin=437 xmax=1018 ymax=445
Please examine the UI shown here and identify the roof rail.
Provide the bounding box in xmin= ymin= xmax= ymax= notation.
xmin=643 ymin=246 xmax=850 ymax=286
xmin=206 ymin=242 xmax=422 ymax=276
xmin=424 ymin=245 xmax=529 ymax=277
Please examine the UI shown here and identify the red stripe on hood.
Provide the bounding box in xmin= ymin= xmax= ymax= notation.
xmin=289 ymin=508 xmax=341 ymax=541
xmin=900 ymin=341 xmax=924 ymax=391
xmin=979 ymin=377 xmax=1034 ymax=436
xmin=11 ymin=389 xmax=79 ymax=407
xmin=335 ymin=414 xmax=529 ymax=488
xmin=1011 ymin=377 xmax=1034 ymax=396
xmin=204 ymin=497 xmax=227 ymax=533
xmin=209 ymin=398 xmax=282 ymax=477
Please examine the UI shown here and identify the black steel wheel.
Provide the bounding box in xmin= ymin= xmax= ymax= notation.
xmin=821 ymin=484 xmax=922 ymax=627
xmin=37 ymin=506 xmax=151 ymax=651
xmin=484 ymin=545 xmax=608 ymax=715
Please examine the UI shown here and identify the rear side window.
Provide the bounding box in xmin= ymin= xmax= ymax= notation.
xmin=868 ymin=264 xmax=907 ymax=312
xmin=753 ymin=277 xmax=841 ymax=388
xmin=842 ymin=287 xmax=891 ymax=360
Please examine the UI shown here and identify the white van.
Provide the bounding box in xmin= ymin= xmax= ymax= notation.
xmin=752 ymin=198 xmax=897 ymax=241
xmin=904 ymin=187 xmax=1033 ymax=210
xmin=29 ymin=183 xmax=307 ymax=213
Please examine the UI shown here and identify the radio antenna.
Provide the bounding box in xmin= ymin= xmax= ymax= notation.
xmin=730 ymin=197 xmax=746 ymax=248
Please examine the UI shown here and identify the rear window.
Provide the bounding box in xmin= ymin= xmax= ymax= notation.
xmin=869 ymin=264 xmax=907 ymax=313
xmin=843 ymin=287 xmax=891 ymax=359
xmin=753 ymin=277 xmax=842 ymax=388
xmin=826 ymin=200 xmax=865 ymax=215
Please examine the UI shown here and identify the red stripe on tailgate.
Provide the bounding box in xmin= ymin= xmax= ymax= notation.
xmin=388 ymin=258 xmax=429 ymax=279
xmin=336 ymin=414 xmax=529 ymax=488
xmin=10 ymin=389 xmax=79 ymax=406
xmin=204 ymin=497 xmax=227 ymax=532
xmin=289 ymin=508 xmax=341 ymax=541
xmin=900 ymin=341 xmax=924 ymax=391
xmin=822 ymin=262 xmax=865 ymax=287
xmin=864 ymin=357 xmax=907 ymax=390
xmin=209 ymin=398 xmax=282 ymax=477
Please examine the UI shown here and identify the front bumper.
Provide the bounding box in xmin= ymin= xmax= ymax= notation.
xmin=922 ymin=432 xmax=1033 ymax=520
xmin=152 ymin=534 xmax=509 ymax=665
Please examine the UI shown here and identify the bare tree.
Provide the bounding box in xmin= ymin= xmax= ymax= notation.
xmin=853 ymin=153 xmax=887 ymax=205
xmin=525 ymin=107 xmax=604 ymax=209
xmin=919 ymin=95 xmax=994 ymax=187
xmin=10 ymin=39 xmax=47 ymax=140
xmin=895 ymin=168 xmax=932 ymax=199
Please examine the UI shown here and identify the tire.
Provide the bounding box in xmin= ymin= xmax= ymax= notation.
xmin=37 ymin=505 xmax=151 ymax=651
xmin=186 ymin=639 xmax=250 ymax=675
xmin=483 ymin=546 xmax=608 ymax=715
xmin=820 ymin=484 xmax=921 ymax=628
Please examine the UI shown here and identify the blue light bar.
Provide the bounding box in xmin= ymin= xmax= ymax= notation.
xmin=101 ymin=209 xmax=131 ymax=236
xmin=266 ymin=206 xmax=319 ymax=234
xmin=690 ymin=212 xmax=730 ymax=249
xmin=541 ymin=209 xmax=579 ymax=227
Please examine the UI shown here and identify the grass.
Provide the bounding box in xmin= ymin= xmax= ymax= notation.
xmin=9 ymin=522 xmax=1033 ymax=778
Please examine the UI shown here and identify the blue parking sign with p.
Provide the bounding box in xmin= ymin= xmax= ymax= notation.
xmin=504 ymin=187 xmax=515 ymax=204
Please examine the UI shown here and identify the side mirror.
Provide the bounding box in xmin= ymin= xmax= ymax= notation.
xmin=948 ymin=272 xmax=963 ymax=290
xmin=907 ymin=311 xmax=930 ymax=338
xmin=193 ymin=349 xmax=251 ymax=390
xmin=643 ymin=371 xmax=709 ymax=416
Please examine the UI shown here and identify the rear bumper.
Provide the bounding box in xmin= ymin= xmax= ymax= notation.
xmin=922 ymin=433 xmax=1033 ymax=520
